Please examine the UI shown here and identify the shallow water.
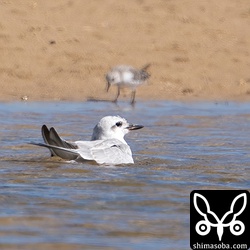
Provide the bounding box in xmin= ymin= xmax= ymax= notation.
xmin=0 ymin=101 xmax=250 ymax=250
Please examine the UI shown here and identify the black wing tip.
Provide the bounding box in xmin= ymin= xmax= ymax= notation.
xmin=41 ymin=124 xmax=50 ymax=133
xmin=42 ymin=124 xmax=58 ymax=131
xmin=42 ymin=124 xmax=48 ymax=129
xmin=50 ymin=127 xmax=57 ymax=133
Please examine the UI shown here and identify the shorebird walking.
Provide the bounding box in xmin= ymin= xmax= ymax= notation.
xmin=30 ymin=116 xmax=143 ymax=165
xmin=106 ymin=64 xmax=151 ymax=104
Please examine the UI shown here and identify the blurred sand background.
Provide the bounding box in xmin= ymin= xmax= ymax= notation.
xmin=0 ymin=0 xmax=250 ymax=102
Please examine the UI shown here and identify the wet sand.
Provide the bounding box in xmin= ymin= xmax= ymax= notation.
xmin=0 ymin=0 xmax=250 ymax=102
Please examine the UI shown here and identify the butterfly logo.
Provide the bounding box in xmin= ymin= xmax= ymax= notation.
xmin=193 ymin=193 xmax=247 ymax=241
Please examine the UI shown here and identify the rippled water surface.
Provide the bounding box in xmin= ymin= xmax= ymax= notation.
xmin=0 ymin=101 xmax=250 ymax=250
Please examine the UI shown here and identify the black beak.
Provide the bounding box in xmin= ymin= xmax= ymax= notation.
xmin=127 ymin=124 xmax=144 ymax=131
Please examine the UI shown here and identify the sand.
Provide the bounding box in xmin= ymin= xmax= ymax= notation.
xmin=1 ymin=0 xmax=250 ymax=102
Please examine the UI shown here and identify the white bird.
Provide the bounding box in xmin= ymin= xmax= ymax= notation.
xmin=106 ymin=64 xmax=151 ymax=104
xmin=30 ymin=116 xmax=143 ymax=165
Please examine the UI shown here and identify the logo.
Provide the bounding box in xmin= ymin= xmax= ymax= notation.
xmin=190 ymin=190 xmax=250 ymax=250
xmin=194 ymin=192 xmax=246 ymax=241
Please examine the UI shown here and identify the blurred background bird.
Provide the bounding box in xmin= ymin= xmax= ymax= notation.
xmin=106 ymin=64 xmax=151 ymax=105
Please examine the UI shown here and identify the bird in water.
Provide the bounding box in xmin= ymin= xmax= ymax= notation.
xmin=30 ymin=116 xmax=143 ymax=165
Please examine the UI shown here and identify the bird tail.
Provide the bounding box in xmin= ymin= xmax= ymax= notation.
xmin=141 ymin=63 xmax=151 ymax=71
xmin=140 ymin=63 xmax=151 ymax=80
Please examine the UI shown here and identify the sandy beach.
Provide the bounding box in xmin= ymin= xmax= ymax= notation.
xmin=0 ymin=0 xmax=250 ymax=102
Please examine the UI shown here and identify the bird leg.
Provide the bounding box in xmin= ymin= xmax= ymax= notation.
xmin=114 ymin=86 xmax=120 ymax=102
xmin=130 ymin=90 xmax=136 ymax=105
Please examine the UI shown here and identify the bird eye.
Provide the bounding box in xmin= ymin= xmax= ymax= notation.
xmin=116 ymin=121 xmax=122 ymax=127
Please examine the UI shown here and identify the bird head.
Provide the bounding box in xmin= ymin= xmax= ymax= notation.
xmin=106 ymin=71 xmax=120 ymax=92
xmin=91 ymin=116 xmax=143 ymax=143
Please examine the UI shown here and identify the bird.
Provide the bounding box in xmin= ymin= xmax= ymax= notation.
xmin=30 ymin=116 xmax=143 ymax=165
xmin=106 ymin=64 xmax=151 ymax=104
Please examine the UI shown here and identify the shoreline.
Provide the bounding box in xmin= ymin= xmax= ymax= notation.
xmin=1 ymin=96 xmax=250 ymax=103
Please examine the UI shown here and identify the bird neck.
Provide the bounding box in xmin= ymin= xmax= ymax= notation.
xmin=103 ymin=134 xmax=127 ymax=144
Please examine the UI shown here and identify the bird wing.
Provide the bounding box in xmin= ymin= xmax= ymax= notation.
xmin=74 ymin=140 xmax=102 ymax=160
xmin=64 ymin=139 xmax=134 ymax=164
xmin=40 ymin=125 xmax=79 ymax=160
xmin=89 ymin=139 xmax=134 ymax=165
xmin=29 ymin=142 xmax=80 ymax=161
xmin=41 ymin=124 xmax=57 ymax=156
xmin=31 ymin=134 xmax=134 ymax=165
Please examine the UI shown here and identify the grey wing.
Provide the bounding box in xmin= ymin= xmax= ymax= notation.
xmin=29 ymin=142 xmax=80 ymax=160
xmin=74 ymin=140 xmax=102 ymax=161
xmin=41 ymin=125 xmax=78 ymax=160
xmin=41 ymin=124 xmax=56 ymax=157
xmin=30 ymin=140 xmax=103 ymax=162
xmin=42 ymin=125 xmax=77 ymax=149
xmin=89 ymin=139 xmax=134 ymax=165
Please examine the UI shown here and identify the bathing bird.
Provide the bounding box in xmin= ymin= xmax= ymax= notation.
xmin=30 ymin=116 xmax=143 ymax=165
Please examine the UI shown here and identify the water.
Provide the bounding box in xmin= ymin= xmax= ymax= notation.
xmin=0 ymin=101 xmax=249 ymax=250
